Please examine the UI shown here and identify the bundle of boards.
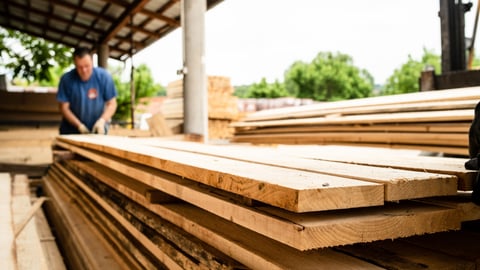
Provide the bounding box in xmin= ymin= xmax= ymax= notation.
xmin=45 ymin=135 xmax=480 ymax=269
xmin=231 ymin=86 xmax=480 ymax=156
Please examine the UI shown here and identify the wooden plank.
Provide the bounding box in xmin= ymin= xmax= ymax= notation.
xmin=232 ymin=109 xmax=473 ymax=128
xmin=0 ymin=173 xmax=16 ymax=270
xmin=33 ymin=205 xmax=66 ymax=270
xmin=50 ymin=163 xmax=207 ymax=270
xmin=234 ymin=122 xmax=471 ymax=134
xmin=136 ymin=139 xmax=458 ymax=201
xmin=277 ymin=144 xmax=475 ymax=190
xmin=62 ymin=157 xmax=462 ymax=250
xmin=42 ymin=175 xmax=128 ymax=270
xmin=55 ymin=135 xmax=384 ymax=212
xmin=243 ymin=99 xmax=477 ymax=122
xmin=336 ymin=239 xmax=475 ymax=269
xmin=401 ymin=230 xmax=480 ymax=267
xmin=416 ymin=194 xmax=480 ymax=222
xmin=12 ymin=175 xmax=47 ymax=270
xmin=61 ymin=165 xmax=244 ymax=270
xmin=240 ymin=86 xmax=480 ymax=121
xmin=47 ymin=169 xmax=164 ymax=269
xmin=61 ymin=160 xmax=384 ymax=269
xmin=308 ymin=142 xmax=469 ymax=160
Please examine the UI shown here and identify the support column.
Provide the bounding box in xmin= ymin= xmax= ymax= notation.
xmin=182 ymin=0 xmax=208 ymax=142
xmin=97 ymin=43 xmax=109 ymax=68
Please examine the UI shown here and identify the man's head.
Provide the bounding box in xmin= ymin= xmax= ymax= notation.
xmin=73 ymin=46 xmax=93 ymax=81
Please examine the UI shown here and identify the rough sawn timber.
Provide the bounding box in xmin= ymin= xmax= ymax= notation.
xmin=55 ymin=135 xmax=384 ymax=212
xmin=134 ymin=139 xmax=458 ymax=201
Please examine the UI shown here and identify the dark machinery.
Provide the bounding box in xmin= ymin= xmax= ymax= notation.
xmin=420 ymin=0 xmax=480 ymax=90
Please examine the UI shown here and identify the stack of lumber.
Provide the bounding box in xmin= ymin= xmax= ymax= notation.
xmin=0 ymin=91 xmax=61 ymax=126
xmin=230 ymin=87 xmax=480 ymax=156
xmin=1 ymin=173 xmax=65 ymax=270
xmin=163 ymin=76 xmax=240 ymax=139
xmin=0 ymin=127 xmax=57 ymax=177
xmin=45 ymin=134 xmax=480 ymax=269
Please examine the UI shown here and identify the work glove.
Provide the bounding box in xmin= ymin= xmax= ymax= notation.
xmin=92 ymin=118 xmax=106 ymax=135
xmin=77 ymin=123 xmax=90 ymax=134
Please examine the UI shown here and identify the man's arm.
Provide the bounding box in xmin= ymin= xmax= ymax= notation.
xmin=59 ymin=102 xmax=83 ymax=128
xmin=99 ymin=97 xmax=117 ymax=121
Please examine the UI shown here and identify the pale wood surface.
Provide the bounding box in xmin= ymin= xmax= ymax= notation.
xmin=277 ymin=144 xmax=475 ymax=189
xmin=53 ymin=163 xmax=205 ymax=270
xmin=55 ymin=148 xmax=463 ymax=250
xmin=0 ymin=173 xmax=16 ymax=270
xmin=56 ymin=135 xmax=384 ymax=212
xmin=54 ymin=159 xmax=384 ymax=269
xmin=33 ymin=207 xmax=66 ymax=270
xmin=12 ymin=175 xmax=47 ymax=270
xmin=233 ymin=109 xmax=473 ymax=128
xmin=241 ymin=86 xmax=480 ymax=121
xmin=136 ymin=139 xmax=458 ymax=201
xmin=47 ymin=168 xmax=165 ymax=269
xmin=43 ymin=175 xmax=128 ymax=270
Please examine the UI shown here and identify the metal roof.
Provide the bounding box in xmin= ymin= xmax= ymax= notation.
xmin=0 ymin=0 xmax=223 ymax=61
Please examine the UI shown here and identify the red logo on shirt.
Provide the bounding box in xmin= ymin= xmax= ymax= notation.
xmin=87 ymin=88 xmax=98 ymax=99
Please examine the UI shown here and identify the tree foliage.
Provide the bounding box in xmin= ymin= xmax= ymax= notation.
xmin=0 ymin=27 xmax=72 ymax=83
xmin=111 ymin=63 xmax=165 ymax=121
xmin=245 ymin=77 xmax=289 ymax=98
xmin=284 ymin=52 xmax=373 ymax=101
xmin=383 ymin=48 xmax=441 ymax=95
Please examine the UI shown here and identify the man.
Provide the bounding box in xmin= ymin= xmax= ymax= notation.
xmin=56 ymin=46 xmax=117 ymax=135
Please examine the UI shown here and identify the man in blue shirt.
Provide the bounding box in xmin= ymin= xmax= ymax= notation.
xmin=57 ymin=46 xmax=117 ymax=135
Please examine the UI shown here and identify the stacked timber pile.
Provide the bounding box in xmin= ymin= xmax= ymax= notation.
xmin=0 ymin=91 xmax=61 ymax=126
xmin=230 ymin=87 xmax=480 ymax=156
xmin=44 ymin=135 xmax=480 ymax=269
xmin=162 ymin=76 xmax=240 ymax=139
xmin=1 ymin=173 xmax=65 ymax=270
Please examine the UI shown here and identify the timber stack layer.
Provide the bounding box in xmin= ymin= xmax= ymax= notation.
xmin=162 ymin=76 xmax=240 ymax=139
xmin=230 ymin=86 xmax=480 ymax=156
xmin=43 ymin=134 xmax=480 ymax=269
xmin=0 ymin=91 xmax=61 ymax=126
xmin=1 ymin=173 xmax=66 ymax=270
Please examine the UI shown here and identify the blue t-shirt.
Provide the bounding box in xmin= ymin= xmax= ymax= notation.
xmin=57 ymin=67 xmax=117 ymax=134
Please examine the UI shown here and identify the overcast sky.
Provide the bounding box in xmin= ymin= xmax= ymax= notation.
xmin=131 ymin=0 xmax=479 ymax=87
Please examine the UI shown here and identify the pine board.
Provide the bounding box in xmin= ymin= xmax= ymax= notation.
xmin=58 ymin=155 xmax=462 ymax=250
xmin=231 ymin=131 xmax=468 ymax=147
xmin=0 ymin=173 xmax=16 ymax=270
xmin=277 ymin=144 xmax=474 ymax=190
xmin=12 ymin=175 xmax=48 ymax=270
xmin=241 ymin=86 xmax=480 ymax=121
xmin=55 ymin=135 xmax=384 ymax=212
xmin=135 ymin=139 xmax=458 ymax=201
xmin=232 ymin=109 xmax=473 ymax=128
xmin=42 ymin=175 xmax=128 ymax=270
xmin=52 ymin=163 xmax=232 ymax=270
xmin=54 ymin=160 xmax=385 ymax=269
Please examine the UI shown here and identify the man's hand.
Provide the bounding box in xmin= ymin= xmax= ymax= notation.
xmin=92 ymin=118 xmax=106 ymax=134
xmin=77 ymin=123 xmax=90 ymax=134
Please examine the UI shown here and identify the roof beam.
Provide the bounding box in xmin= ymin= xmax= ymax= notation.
xmin=99 ymin=0 xmax=150 ymax=45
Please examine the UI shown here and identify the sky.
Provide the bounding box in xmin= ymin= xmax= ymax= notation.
xmin=131 ymin=0 xmax=479 ymax=87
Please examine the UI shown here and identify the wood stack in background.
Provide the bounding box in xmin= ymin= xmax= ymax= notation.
xmin=44 ymin=135 xmax=480 ymax=269
xmin=162 ymin=76 xmax=240 ymax=139
xmin=0 ymin=91 xmax=61 ymax=126
xmin=231 ymin=87 xmax=480 ymax=156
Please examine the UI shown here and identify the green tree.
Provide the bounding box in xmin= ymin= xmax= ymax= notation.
xmin=233 ymin=84 xmax=250 ymax=98
xmin=0 ymin=27 xmax=72 ymax=83
xmin=383 ymin=48 xmax=441 ymax=95
xmin=246 ymin=77 xmax=289 ymax=98
xmin=111 ymin=63 xmax=165 ymax=121
xmin=284 ymin=52 xmax=373 ymax=101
